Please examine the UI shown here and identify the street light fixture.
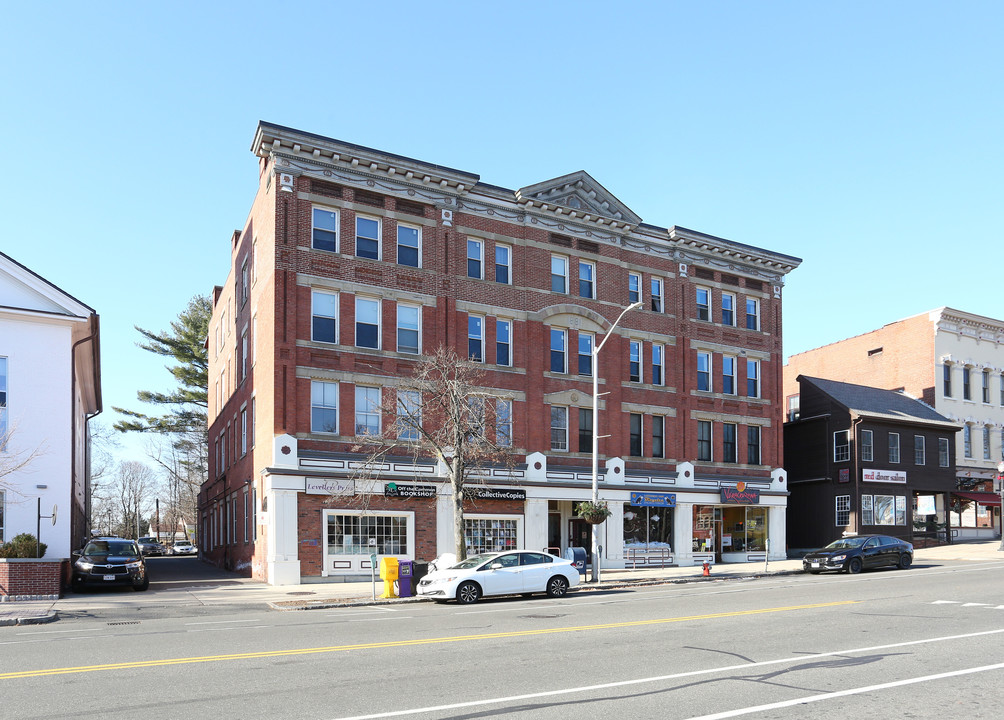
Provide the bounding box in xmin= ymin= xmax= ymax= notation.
xmin=590 ymin=300 xmax=642 ymax=582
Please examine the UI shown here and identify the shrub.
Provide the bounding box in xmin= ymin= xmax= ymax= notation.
xmin=0 ymin=533 xmax=47 ymax=558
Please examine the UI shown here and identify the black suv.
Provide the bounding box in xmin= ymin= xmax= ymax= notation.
xmin=72 ymin=537 xmax=149 ymax=591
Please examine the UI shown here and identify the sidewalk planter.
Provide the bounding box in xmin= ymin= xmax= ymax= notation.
xmin=0 ymin=559 xmax=68 ymax=600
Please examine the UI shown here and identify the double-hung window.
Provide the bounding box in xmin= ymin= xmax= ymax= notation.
xmin=745 ymin=298 xmax=760 ymax=330
xmin=467 ymin=239 xmax=483 ymax=279
xmin=722 ymin=293 xmax=735 ymax=326
xmin=747 ymin=426 xmax=761 ymax=464
xmin=397 ymin=390 xmax=421 ymax=441
xmin=722 ymin=423 xmax=737 ymax=463
xmin=861 ymin=429 xmax=874 ymax=462
xmin=984 ymin=426 xmax=992 ymax=460
xmin=651 ymin=278 xmax=663 ymax=312
xmin=496 ymin=319 xmax=512 ymax=366
xmin=888 ymin=432 xmax=900 ymax=463
xmin=579 ymin=261 xmax=595 ymax=299
xmin=551 ymin=256 xmax=568 ymax=294
xmin=629 ymin=413 xmax=643 ymax=456
xmin=355 ymin=386 xmax=381 ymax=436
xmin=915 ymin=435 xmax=926 ymax=465
xmin=982 ymin=370 xmax=991 ymax=403
xmin=943 ymin=363 xmax=952 ymax=397
xmin=397 ymin=304 xmax=420 ymax=355
xmin=962 ymin=367 xmax=971 ymax=400
xmin=697 ymin=351 xmax=711 ymax=392
xmin=312 ymin=291 xmax=338 ymax=344
xmin=652 ymin=416 xmax=665 ymax=458
xmin=629 ymin=341 xmax=641 ymax=382
xmin=496 ymin=399 xmax=513 ymax=447
xmin=652 ymin=344 xmax=664 ymax=386
xmin=696 ymin=288 xmax=710 ymax=321
xmin=747 ymin=359 xmax=760 ymax=398
xmin=578 ymin=408 xmax=593 ymax=453
xmin=468 ymin=316 xmax=484 ymax=362
xmin=312 ymin=207 xmax=338 ymax=252
xmin=697 ymin=420 xmax=712 ymax=461
xmin=311 ymin=381 xmax=338 ymax=434
xmin=355 ymin=298 xmax=380 ymax=349
xmin=628 ymin=273 xmax=641 ymax=304
xmin=550 ymin=328 xmax=567 ymax=373
xmin=834 ymin=430 xmax=850 ymax=462
xmin=939 ymin=437 xmax=950 ymax=467
xmin=578 ymin=333 xmax=594 ymax=376
xmin=240 ymin=407 xmax=248 ymax=456
xmin=722 ymin=356 xmax=736 ymax=395
xmin=356 ymin=216 xmax=381 ymax=260
xmin=550 ymin=406 xmax=568 ymax=451
xmin=835 ymin=496 xmax=851 ymax=526
xmin=495 ymin=245 xmax=511 ymax=284
xmin=397 ymin=224 xmax=420 ymax=267
xmin=963 ymin=425 xmax=972 ymax=458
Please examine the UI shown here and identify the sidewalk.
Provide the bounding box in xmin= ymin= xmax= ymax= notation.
xmin=2 ymin=540 xmax=1001 ymax=625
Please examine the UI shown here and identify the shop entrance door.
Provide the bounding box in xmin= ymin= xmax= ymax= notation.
xmin=713 ymin=519 xmax=724 ymax=563
xmin=569 ymin=519 xmax=592 ymax=566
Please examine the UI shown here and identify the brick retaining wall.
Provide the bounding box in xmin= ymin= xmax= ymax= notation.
xmin=0 ymin=559 xmax=68 ymax=600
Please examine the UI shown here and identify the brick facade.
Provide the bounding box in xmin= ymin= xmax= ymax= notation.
xmin=0 ymin=559 xmax=67 ymax=599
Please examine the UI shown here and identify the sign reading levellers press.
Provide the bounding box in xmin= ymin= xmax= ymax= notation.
xmin=305 ymin=478 xmax=355 ymax=495
xmin=630 ymin=492 xmax=677 ymax=507
xmin=720 ymin=485 xmax=760 ymax=504
xmin=385 ymin=482 xmax=437 ymax=498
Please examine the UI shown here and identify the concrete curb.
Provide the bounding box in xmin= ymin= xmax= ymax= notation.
xmin=0 ymin=612 xmax=58 ymax=626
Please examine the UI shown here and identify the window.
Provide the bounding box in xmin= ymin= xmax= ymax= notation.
xmin=652 ymin=345 xmax=664 ymax=386
xmin=915 ymin=435 xmax=926 ymax=465
xmin=964 ymin=425 xmax=972 ymax=458
xmin=697 ymin=351 xmax=711 ymax=392
xmin=835 ymin=496 xmax=850 ymax=526
xmin=496 ymin=399 xmax=512 ymax=447
xmin=0 ymin=489 xmax=4 ymax=542
xmin=312 ymin=291 xmax=338 ymax=344
xmin=628 ymin=273 xmax=641 ymax=304
xmin=465 ymin=397 xmax=485 ymax=443
xmin=984 ymin=426 xmax=991 ymax=460
xmin=943 ymin=363 xmax=952 ymax=397
xmin=747 ymin=425 xmax=761 ymax=465
xmin=496 ymin=319 xmax=512 ymax=366
xmin=963 ymin=367 xmax=971 ymax=400
xmin=550 ymin=328 xmax=566 ymax=373
xmin=397 ymin=224 xmax=420 ymax=267
xmin=697 ymin=420 xmax=712 ymax=461
xmin=240 ymin=328 xmax=248 ymax=380
xmin=629 ymin=413 xmax=643 ymax=456
xmin=312 ymin=207 xmax=338 ymax=252
xmin=651 ymin=278 xmax=663 ymax=312
xmin=722 ymin=423 xmax=737 ymax=463
xmin=355 ymin=297 xmax=380 ymax=349
xmin=787 ymin=395 xmax=800 ymax=421
xmin=888 ymin=432 xmax=900 ymax=463
xmin=393 ymin=390 xmax=420 ymax=441
xmin=696 ymin=288 xmax=710 ymax=321
xmin=629 ymin=341 xmax=641 ymax=383
xmin=578 ymin=333 xmax=594 ymax=376
xmin=495 ymin=244 xmax=511 ymax=284
xmin=327 ymin=512 xmax=410 ymax=556
xmin=1000 ymin=374 xmax=1004 ymax=406
xmin=468 ymin=315 xmax=484 ymax=362
xmin=578 ymin=408 xmax=593 ymax=453
xmin=939 ymin=437 xmax=950 ymax=467
xmin=722 ymin=293 xmax=735 ymax=326
xmin=311 ymin=381 xmax=338 ymax=434
xmin=745 ymin=298 xmax=760 ymax=330
xmin=397 ymin=304 xmax=420 ymax=355
xmin=551 ymin=256 xmax=568 ymax=293
xmin=240 ymin=407 xmax=247 ymax=456
xmin=861 ymin=495 xmax=873 ymax=525
xmin=834 ymin=430 xmax=850 ymax=462
xmin=747 ymin=359 xmax=760 ymax=398
xmin=579 ymin=262 xmax=595 ymax=299
xmin=355 ymin=216 xmax=381 ymax=259
xmin=862 ymin=494 xmax=906 ymax=526
xmin=467 ymin=239 xmax=483 ymax=278
xmin=2 ymin=356 xmax=8 ymax=445
xmin=861 ymin=429 xmax=874 ymax=462
xmin=550 ymin=406 xmax=568 ymax=451
xmin=983 ymin=370 xmax=991 ymax=403
xmin=355 ymin=386 xmax=381 ymax=436
xmin=240 ymin=258 xmax=249 ymax=306
xmin=652 ymin=416 xmax=665 ymax=458
xmin=722 ymin=356 xmax=736 ymax=395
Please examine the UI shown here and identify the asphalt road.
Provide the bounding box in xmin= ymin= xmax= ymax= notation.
xmin=2 ymin=557 xmax=1003 ymax=719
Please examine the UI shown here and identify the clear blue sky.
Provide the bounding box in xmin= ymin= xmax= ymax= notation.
xmin=2 ymin=2 xmax=1002 ymax=462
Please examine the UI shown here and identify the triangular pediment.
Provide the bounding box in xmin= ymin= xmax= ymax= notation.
xmin=516 ymin=171 xmax=642 ymax=225
xmin=0 ymin=252 xmax=93 ymax=318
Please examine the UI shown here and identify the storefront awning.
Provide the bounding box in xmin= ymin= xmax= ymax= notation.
xmin=953 ymin=491 xmax=1001 ymax=506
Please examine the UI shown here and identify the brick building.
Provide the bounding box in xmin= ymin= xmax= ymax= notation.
xmin=783 ymin=308 xmax=1004 ymax=541
xmin=199 ymin=122 xmax=801 ymax=585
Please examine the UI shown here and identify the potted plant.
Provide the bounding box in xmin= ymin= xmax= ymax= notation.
xmin=577 ymin=501 xmax=612 ymax=525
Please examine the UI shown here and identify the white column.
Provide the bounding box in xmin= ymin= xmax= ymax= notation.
xmin=524 ymin=498 xmax=549 ymax=553
xmin=674 ymin=502 xmax=693 ymax=566
xmin=267 ymin=489 xmax=301 ymax=585
xmin=767 ymin=504 xmax=787 ymax=561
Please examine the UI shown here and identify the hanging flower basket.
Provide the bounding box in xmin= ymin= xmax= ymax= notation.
xmin=577 ymin=501 xmax=612 ymax=525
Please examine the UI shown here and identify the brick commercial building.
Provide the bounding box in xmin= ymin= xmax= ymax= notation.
xmin=784 ymin=308 xmax=1004 ymax=541
xmin=199 ymin=122 xmax=801 ymax=585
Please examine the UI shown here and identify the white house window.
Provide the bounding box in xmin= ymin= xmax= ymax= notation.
xmin=629 ymin=341 xmax=641 ymax=383
xmin=722 ymin=356 xmax=736 ymax=395
xmin=889 ymin=432 xmax=900 ymax=464
xmin=550 ymin=328 xmax=567 ymax=374
xmin=747 ymin=359 xmax=760 ymax=398
xmin=651 ymin=277 xmax=663 ymax=312
xmin=1 ymin=357 xmax=8 ymax=446
xmin=984 ymin=426 xmax=992 ymax=460
xmin=745 ymin=298 xmax=760 ymax=330
xmin=963 ymin=367 xmax=971 ymax=400
xmin=722 ymin=293 xmax=735 ymax=326
xmin=939 ymin=437 xmax=950 ymax=467
xmin=468 ymin=315 xmax=484 ymax=362
xmin=240 ymin=407 xmax=247 ymax=456
xmin=964 ymin=425 xmax=972 ymax=458
xmin=355 ymin=386 xmax=381 ymax=436
xmin=551 ymin=256 xmax=568 ymax=294
xmin=696 ymin=288 xmax=710 ymax=321
xmin=312 ymin=207 xmax=338 ymax=252
xmin=467 ymin=239 xmax=483 ymax=279
xmin=697 ymin=351 xmax=711 ymax=392
xmin=327 ymin=512 xmax=410 ymax=556
xmin=397 ymin=223 xmax=421 ymax=267
xmin=495 ymin=244 xmax=511 ymax=284
xmin=355 ymin=297 xmax=380 ymax=349
xmin=943 ymin=363 xmax=952 ymax=397
xmin=578 ymin=332 xmax=594 ymax=376
xmin=861 ymin=429 xmax=874 ymax=462
xmin=311 ymin=381 xmax=339 ymax=434
xmin=496 ymin=319 xmax=512 ymax=366
xmin=312 ymin=290 xmax=338 ymax=344
xmin=982 ymin=370 xmax=991 ymax=403
xmin=652 ymin=344 xmax=664 ymax=386
xmin=628 ymin=273 xmax=641 ymax=304
xmin=397 ymin=304 xmax=421 ymax=355
xmin=579 ymin=261 xmax=595 ymax=299
xmin=835 ymin=495 xmax=850 ymax=526
xmin=834 ymin=430 xmax=850 ymax=462
xmin=550 ymin=406 xmax=568 ymax=451
xmin=356 ymin=216 xmax=381 ymax=260
xmin=914 ymin=435 xmax=926 ymax=465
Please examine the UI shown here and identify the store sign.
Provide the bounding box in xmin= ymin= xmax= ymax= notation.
xmin=384 ymin=482 xmax=437 ymax=498
xmin=467 ymin=487 xmax=526 ymax=501
xmin=630 ymin=492 xmax=677 ymax=507
xmin=720 ymin=485 xmax=760 ymax=504
xmin=305 ymin=478 xmax=355 ymax=495
xmin=862 ymin=469 xmax=907 ymax=484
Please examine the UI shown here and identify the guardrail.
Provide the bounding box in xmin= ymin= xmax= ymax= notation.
xmin=625 ymin=547 xmax=674 ymax=569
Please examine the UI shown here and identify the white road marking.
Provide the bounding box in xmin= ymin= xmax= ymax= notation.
xmin=184 ymin=619 xmax=265 ymax=626
xmin=326 ymin=628 xmax=1004 ymax=720
xmin=932 ymin=600 xmax=960 ymax=604
xmin=962 ymin=602 xmax=990 ymax=607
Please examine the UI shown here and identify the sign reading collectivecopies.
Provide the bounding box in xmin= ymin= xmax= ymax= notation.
xmin=466 ymin=487 xmax=526 ymax=501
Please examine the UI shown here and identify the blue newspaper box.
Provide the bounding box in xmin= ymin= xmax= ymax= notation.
xmin=565 ymin=547 xmax=587 ymax=576
xmin=398 ymin=560 xmax=415 ymax=597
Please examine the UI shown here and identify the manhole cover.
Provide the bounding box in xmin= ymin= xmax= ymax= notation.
xmin=286 ymin=591 xmax=316 ymax=596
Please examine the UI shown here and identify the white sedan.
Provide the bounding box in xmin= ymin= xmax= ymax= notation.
xmin=417 ymin=550 xmax=580 ymax=604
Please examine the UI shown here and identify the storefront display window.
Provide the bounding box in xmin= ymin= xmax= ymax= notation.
xmin=464 ymin=516 xmax=520 ymax=554
xmin=692 ymin=504 xmax=768 ymax=553
xmin=623 ymin=507 xmax=673 ymax=552
xmin=326 ymin=513 xmax=409 ymax=555
xmin=692 ymin=505 xmax=718 ymax=552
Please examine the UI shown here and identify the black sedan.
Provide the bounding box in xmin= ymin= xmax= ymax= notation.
xmin=137 ymin=537 xmax=168 ymax=556
xmin=72 ymin=538 xmax=149 ymax=591
xmin=803 ymin=534 xmax=913 ymax=574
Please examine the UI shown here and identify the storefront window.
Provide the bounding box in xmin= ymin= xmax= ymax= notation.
xmin=692 ymin=505 xmax=718 ymax=552
xmin=326 ymin=513 xmax=409 ymax=555
xmin=623 ymin=507 xmax=673 ymax=553
xmin=464 ymin=517 xmax=519 ymax=554
xmin=720 ymin=506 xmax=768 ymax=552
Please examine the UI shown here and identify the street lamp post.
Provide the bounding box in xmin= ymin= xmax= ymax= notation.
xmin=590 ymin=301 xmax=642 ymax=583
xmin=997 ymin=461 xmax=1004 ymax=552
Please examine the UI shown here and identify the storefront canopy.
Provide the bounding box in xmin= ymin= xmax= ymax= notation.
xmin=953 ymin=491 xmax=1002 ymax=506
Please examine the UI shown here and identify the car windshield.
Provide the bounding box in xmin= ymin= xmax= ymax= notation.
xmin=84 ymin=540 xmax=138 ymax=557
xmin=824 ymin=537 xmax=867 ymax=550
xmin=452 ymin=553 xmax=498 ymax=570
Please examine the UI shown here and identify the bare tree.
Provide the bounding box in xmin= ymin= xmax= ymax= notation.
xmin=0 ymin=420 xmax=45 ymax=496
xmin=351 ymin=347 xmax=515 ymax=561
xmin=110 ymin=461 xmax=157 ymax=539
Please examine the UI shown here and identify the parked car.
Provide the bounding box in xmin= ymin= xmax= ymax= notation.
xmin=169 ymin=541 xmax=197 ymax=555
xmin=72 ymin=537 xmax=149 ymax=591
xmin=417 ymin=550 xmax=579 ymax=604
xmin=137 ymin=537 xmax=168 ymax=556
xmin=803 ymin=535 xmax=913 ymax=574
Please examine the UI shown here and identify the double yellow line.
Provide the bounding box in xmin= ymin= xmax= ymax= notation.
xmin=2 ymin=600 xmax=858 ymax=680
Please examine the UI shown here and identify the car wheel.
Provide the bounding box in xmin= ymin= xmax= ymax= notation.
xmin=546 ymin=576 xmax=569 ymax=598
xmin=898 ymin=554 xmax=912 ymax=570
xmin=847 ymin=558 xmax=862 ymax=574
xmin=456 ymin=581 xmax=481 ymax=604
xmin=133 ymin=578 xmax=150 ymax=592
